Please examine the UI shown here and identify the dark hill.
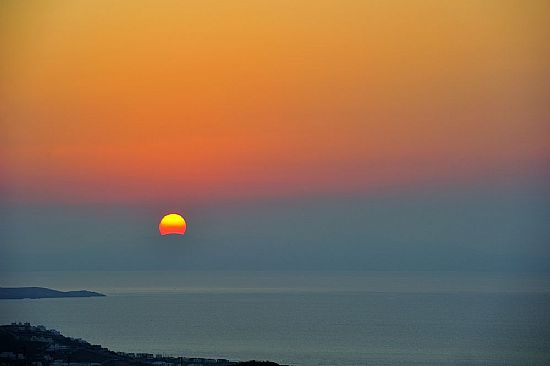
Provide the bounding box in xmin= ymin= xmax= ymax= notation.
xmin=0 ymin=323 xmax=287 ymax=365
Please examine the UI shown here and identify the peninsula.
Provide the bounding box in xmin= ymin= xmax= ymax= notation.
xmin=0 ymin=323 xmax=284 ymax=366
xmin=0 ymin=287 xmax=105 ymax=299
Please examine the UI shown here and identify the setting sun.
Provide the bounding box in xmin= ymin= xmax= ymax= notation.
xmin=159 ymin=213 xmax=187 ymax=236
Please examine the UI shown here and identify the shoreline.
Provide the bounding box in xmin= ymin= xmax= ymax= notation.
xmin=0 ymin=323 xmax=286 ymax=366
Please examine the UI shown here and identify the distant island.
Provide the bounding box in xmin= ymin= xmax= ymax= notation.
xmin=0 ymin=287 xmax=105 ymax=299
xmin=0 ymin=322 xmax=285 ymax=366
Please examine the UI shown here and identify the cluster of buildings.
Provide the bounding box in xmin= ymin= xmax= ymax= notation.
xmin=0 ymin=322 xmax=100 ymax=366
xmin=114 ymin=352 xmax=231 ymax=366
xmin=0 ymin=323 xmax=276 ymax=366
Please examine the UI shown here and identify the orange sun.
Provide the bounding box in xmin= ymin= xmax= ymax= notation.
xmin=159 ymin=213 xmax=187 ymax=236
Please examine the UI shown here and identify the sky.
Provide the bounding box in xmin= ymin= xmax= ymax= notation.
xmin=1 ymin=1 xmax=549 ymax=272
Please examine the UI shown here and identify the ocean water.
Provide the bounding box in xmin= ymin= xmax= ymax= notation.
xmin=1 ymin=271 xmax=550 ymax=365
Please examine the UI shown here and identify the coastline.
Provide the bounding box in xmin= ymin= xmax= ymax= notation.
xmin=0 ymin=323 xmax=285 ymax=366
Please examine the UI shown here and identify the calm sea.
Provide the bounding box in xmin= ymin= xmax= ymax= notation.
xmin=1 ymin=271 xmax=550 ymax=365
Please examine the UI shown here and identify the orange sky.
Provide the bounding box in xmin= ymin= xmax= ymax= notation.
xmin=1 ymin=0 xmax=548 ymax=203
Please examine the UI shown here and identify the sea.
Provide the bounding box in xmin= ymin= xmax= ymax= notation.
xmin=1 ymin=271 xmax=550 ymax=366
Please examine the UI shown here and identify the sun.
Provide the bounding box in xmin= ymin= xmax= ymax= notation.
xmin=159 ymin=213 xmax=187 ymax=236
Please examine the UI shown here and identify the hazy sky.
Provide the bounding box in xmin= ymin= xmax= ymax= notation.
xmin=1 ymin=1 xmax=549 ymax=272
